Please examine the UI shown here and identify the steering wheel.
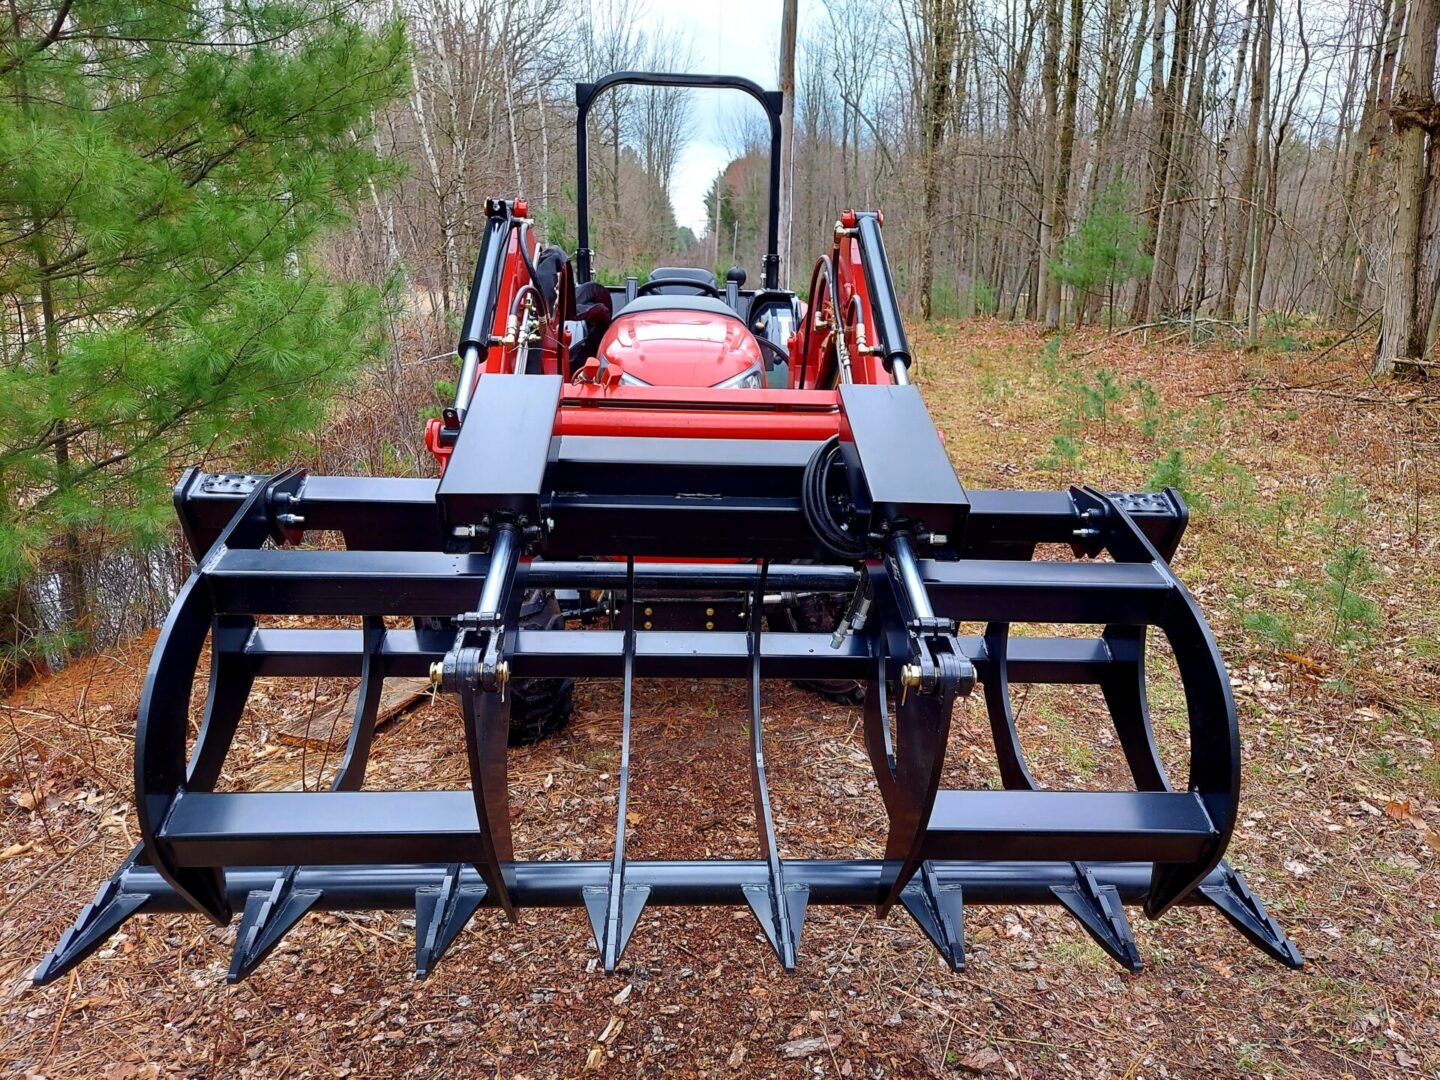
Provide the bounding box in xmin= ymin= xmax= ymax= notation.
xmin=754 ymin=335 xmax=790 ymax=373
xmin=636 ymin=276 xmax=722 ymax=298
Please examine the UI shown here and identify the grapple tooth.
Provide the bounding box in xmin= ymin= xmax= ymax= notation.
xmin=227 ymin=876 xmax=321 ymax=983
xmin=1051 ymin=866 xmax=1142 ymax=973
xmin=742 ymin=883 xmax=808 ymax=971
xmin=1199 ymin=862 xmax=1304 ymax=969
xmin=899 ymin=863 xmax=964 ymax=971
xmin=33 ymin=849 xmax=149 ymax=987
xmin=415 ymin=865 xmax=487 ymax=979
xmin=583 ymin=883 xmax=650 ymax=972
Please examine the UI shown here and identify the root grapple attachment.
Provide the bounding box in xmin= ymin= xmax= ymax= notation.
xmin=37 ymin=71 xmax=1300 ymax=987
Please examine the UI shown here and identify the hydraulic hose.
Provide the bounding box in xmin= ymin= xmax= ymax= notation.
xmin=802 ymin=436 xmax=869 ymax=561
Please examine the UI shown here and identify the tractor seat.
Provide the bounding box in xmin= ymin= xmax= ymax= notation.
xmin=614 ymin=294 xmax=742 ymax=320
xmin=645 ymin=266 xmax=718 ymax=293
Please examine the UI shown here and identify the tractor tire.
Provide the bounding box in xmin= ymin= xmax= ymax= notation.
xmin=506 ymin=591 xmax=576 ymax=745
xmin=784 ymin=593 xmax=866 ymax=705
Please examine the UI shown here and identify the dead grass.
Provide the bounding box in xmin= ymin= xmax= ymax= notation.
xmin=2 ymin=320 xmax=1438 ymax=1078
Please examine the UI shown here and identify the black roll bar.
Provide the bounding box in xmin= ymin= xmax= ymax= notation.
xmin=575 ymin=72 xmax=784 ymax=290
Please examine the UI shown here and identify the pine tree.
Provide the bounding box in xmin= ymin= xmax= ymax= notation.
xmin=1050 ymin=182 xmax=1153 ymax=330
xmin=0 ymin=3 xmax=407 ymax=663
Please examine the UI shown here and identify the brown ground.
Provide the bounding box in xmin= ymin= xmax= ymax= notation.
xmin=2 ymin=322 xmax=1439 ymax=1078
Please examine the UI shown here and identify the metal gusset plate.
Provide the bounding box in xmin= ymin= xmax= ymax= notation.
xmin=1050 ymin=867 xmax=1141 ymax=972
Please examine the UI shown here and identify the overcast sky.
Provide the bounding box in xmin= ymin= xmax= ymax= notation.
xmin=616 ymin=1 xmax=813 ymax=234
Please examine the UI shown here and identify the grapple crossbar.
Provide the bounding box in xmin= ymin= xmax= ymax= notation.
xmin=37 ymin=404 xmax=1302 ymax=983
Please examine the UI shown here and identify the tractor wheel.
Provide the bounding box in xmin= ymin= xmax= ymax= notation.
xmin=784 ymin=593 xmax=866 ymax=705
xmin=506 ymin=590 xmax=576 ymax=745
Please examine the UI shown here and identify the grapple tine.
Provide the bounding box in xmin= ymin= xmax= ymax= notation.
xmin=588 ymin=559 xmax=651 ymax=971
xmin=330 ymin=616 xmax=387 ymax=792
xmin=415 ymin=864 xmax=488 ymax=978
xmin=1051 ymin=867 xmax=1142 ymax=973
xmin=33 ymin=846 xmax=149 ymax=987
xmin=227 ymin=871 xmax=322 ymax=983
xmin=185 ymin=615 xmax=257 ymax=791
xmin=865 ymin=651 xmax=954 ymax=916
xmin=740 ymin=562 xmax=806 ymax=970
xmin=1199 ymin=864 xmax=1304 ymax=969
xmin=459 ymin=684 xmax=518 ymax=921
xmin=980 ymin=622 xmax=1040 ymax=792
xmin=899 ymin=861 xmax=964 ymax=971
xmin=136 ymin=470 xmax=307 ymax=929
xmin=979 ymin=628 xmax=1141 ymax=972
xmin=453 ymin=522 xmax=526 ymax=921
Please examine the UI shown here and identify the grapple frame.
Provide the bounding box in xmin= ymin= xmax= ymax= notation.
xmin=37 ymin=71 xmax=1301 ymax=986
xmin=37 ymin=453 xmax=1300 ymax=983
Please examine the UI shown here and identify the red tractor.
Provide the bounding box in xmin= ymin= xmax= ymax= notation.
xmin=39 ymin=72 xmax=1300 ymax=986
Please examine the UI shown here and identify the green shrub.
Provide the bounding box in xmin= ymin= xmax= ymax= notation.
xmin=1038 ymin=435 xmax=1082 ymax=471
xmin=1242 ymin=611 xmax=1298 ymax=652
xmin=1148 ymin=448 xmax=1197 ymax=504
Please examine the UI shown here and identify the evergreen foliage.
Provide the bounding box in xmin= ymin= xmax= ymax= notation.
xmin=0 ymin=3 xmax=407 ymax=651
xmin=1050 ymin=183 xmax=1153 ymax=329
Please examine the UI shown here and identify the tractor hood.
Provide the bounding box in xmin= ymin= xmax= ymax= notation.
xmin=598 ymin=307 xmax=763 ymax=387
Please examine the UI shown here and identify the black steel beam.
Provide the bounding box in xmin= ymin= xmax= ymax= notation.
xmin=921 ymin=560 xmax=1173 ymax=624
xmin=239 ymin=628 xmax=1140 ymax=685
xmin=161 ymin=791 xmax=484 ymax=867
xmin=159 ymin=788 xmax=1216 ymax=872
xmin=99 ymin=859 xmax=1239 ymax=912
xmin=922 ymin=790 xmax=1217 ymax=864
xmin=205 ymin=549 xmax=1171 ymax=625
xmin=177 ymin=473 xmax=1187 ymax=559
xmin=205 ymin=550 xmax=490 ymax=616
